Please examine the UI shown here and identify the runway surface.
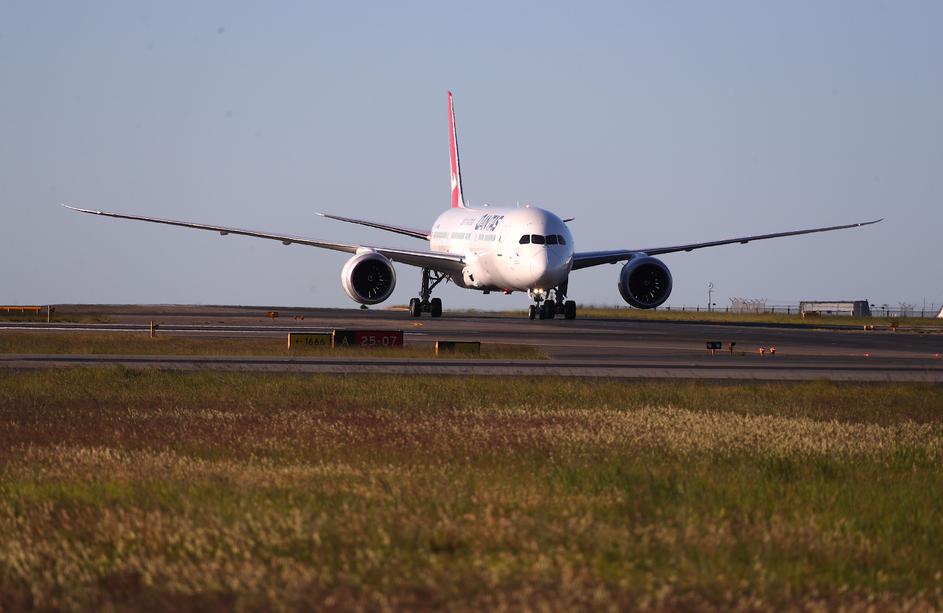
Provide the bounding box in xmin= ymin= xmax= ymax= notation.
xmin=2 ymin=304 xmax=942 ymax=381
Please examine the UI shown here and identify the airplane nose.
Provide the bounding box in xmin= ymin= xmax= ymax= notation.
xmin=530 ymin=250 xmax=549 ymax=282
xmin=530 ymin=249 xmax=567 ymax=287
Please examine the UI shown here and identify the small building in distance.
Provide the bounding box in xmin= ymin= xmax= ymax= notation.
xmin=799 ymin=300 xmax=871 ymax=317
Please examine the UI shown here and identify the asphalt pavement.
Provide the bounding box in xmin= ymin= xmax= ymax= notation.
xmin=2 ymin=305 xmax=941 ymax=381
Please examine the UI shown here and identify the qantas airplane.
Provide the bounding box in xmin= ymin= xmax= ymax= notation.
xmin=65 ymin=92 xmax=880 ymax=320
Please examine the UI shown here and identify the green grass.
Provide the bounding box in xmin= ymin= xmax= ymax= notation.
xmin=0 ymin=332 xmax=544 ymax=360
xmin=2 ymin=371 xmax=943 ymax=609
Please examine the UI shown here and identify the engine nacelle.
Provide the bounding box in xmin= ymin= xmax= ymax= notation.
xmin=618 ymin=256 xmax=673 ymax=309
xmin=341 ymin=252 xmax=396 ymax=305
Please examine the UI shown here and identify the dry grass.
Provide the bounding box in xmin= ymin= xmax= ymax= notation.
xmin=0 ymin=312 xmax=110 ymax=323
xmin=0 ymin=332 xmax=544 ymax=360
xmin=1 ymin=371 xmax=943 ymax=610
xmin=577 ymin=307 xmax=943 ymax=329
xmin=477 ymin=306 xmax=943 ymax=329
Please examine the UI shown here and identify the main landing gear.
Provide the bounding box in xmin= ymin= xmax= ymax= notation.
xmin=409 ymin=268 xmax=447 ymax=317
xmin=528 ymin=287 xmax=576 ymax=321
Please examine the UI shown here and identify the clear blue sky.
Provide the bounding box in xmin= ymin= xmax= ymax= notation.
xmin=2 ymin=1 xmax=941 ymax=310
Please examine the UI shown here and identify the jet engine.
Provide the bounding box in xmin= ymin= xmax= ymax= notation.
xmin=618 ymin=256 xmax=672 ymax=309
xmin=341 ymin=252 xmax=396 ymax=305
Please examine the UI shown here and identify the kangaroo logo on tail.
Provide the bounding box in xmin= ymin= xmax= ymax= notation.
xmin=448 ymin=91 xmax=466 ymax=208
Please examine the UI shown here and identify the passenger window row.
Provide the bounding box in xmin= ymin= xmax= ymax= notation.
xmin=519 ymin=234 xmax=566 ymax=245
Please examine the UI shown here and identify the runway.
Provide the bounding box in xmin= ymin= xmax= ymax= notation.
xmin=2 ymin=304 xmax=942 ymax=381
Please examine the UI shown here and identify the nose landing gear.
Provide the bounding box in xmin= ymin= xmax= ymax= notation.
xmin=410 ymin=268 xmax=447 ymax=317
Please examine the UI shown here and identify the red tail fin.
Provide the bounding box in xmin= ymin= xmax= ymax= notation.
xmin=448 ymin=92 xmax=466 ymax=208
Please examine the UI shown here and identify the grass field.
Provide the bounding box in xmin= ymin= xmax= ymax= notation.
xmin=0 ymin=332 xmax=544 ymax=360
xmin=1 ymin=370 xmax=942 ymax=609
xmin=0 ymin=312 xmax=110 ymax=324
xmin=475 ymin=306 xmax=943 ymax=329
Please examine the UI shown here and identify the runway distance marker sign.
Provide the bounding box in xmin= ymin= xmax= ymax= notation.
xmin=288 ymin=333 xmax=332 ymax=350
xmin=435 ymin=340 xmax=481 ymax=355
xmin=332 ymin=330 xmax=404 ymax=348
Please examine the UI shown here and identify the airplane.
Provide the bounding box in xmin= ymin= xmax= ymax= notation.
xmin=64 ymin=92 xmax=881 ymax=320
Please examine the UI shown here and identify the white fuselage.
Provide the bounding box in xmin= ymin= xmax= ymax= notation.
xmin=429 ymin=206 xmax=573 ymax=293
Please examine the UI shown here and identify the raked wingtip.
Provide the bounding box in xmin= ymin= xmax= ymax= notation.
xmin=62 ymin=204 xmax=100 ymax=215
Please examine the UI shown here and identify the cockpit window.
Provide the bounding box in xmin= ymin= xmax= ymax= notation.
xmin=520 ymin=234 xmax=566 ymax=246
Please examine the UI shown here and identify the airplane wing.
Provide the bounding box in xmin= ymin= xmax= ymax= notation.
xmin=571 ymin=218 xmax=882 ymax=271
xmin=62 ymin=205 xmax=464 ymax=273
xmin=317 ymin=212 xmax=429 ymax=240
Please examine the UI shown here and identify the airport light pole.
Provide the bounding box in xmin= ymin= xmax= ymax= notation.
xmin=708 ymin=282 xmax=714 ymax=313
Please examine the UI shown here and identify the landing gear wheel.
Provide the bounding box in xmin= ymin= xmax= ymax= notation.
xmin=417 ymin=268 xmax=447 ymax=318
xmin=537 ymin=303 xmax=547 ymax=320
xmin=409 ymin=298 xmax=422 ymax=317
xmin=542 ymin=301 xmax=555 ymax=320
xmin=564 ymin=300 xmax=576 ymax=320
xmin=528 ymin=305 xmax=537 ymax=320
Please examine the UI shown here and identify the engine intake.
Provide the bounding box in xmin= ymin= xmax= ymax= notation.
xmin=618 ymin=256 xmax=672 ymax=309
xmin=341 ymin=252 xmax=396 ymax=305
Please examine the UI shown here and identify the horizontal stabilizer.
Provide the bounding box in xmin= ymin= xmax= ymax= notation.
xmin=316 ymin=212 xmax=429 ymax=240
